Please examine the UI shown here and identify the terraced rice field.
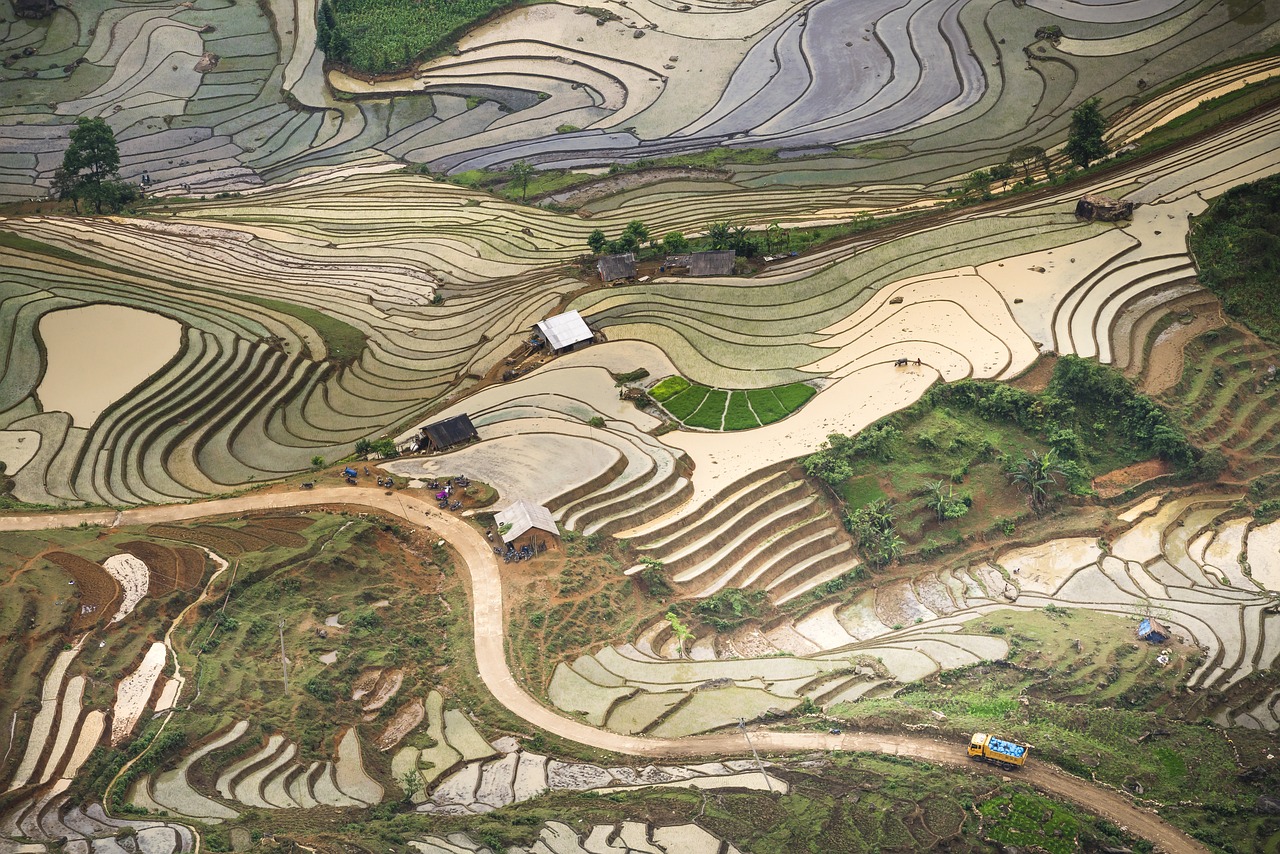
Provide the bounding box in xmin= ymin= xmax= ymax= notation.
xmin=0 ymin=0 xmax=1272 ymax=199
xmin=539 ymin=489 xmax=1280 ymax=735
xmin=3 ymin=3 xmax=1280 ymax=851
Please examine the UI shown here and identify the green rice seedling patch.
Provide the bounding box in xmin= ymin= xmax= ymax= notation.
xmin=772 ymin=382 xmax=816 ymax=411
xmin=656 ymin=379 xmax=816 ymax=429
xmin=723 ymin=391 xmax=760 ymax=430
xmin=979 ymin=792 xmax=1078 ymax=854
xmin=648 ymin=375 xmax=690 ymax=402
xmin=662 ymin=385 xmax=709 ymax=421
xmin=744 ymin=386 xmax=787 ymax=424
xmin=683 ymin=388 xmax=728 ymax=429
xmin=319 ymin=0 xmax=538 ymax=74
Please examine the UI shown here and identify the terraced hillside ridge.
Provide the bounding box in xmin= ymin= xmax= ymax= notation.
xmin=1161 ymin=325 xmax=1280 ymax=478
xmin=0 ymin=0 xmax=1275 ymax=199
xmin=0 ymin=489 xmax=1225 ymax=854
xmin=539 ymin=491 xmax=1280 ymax=735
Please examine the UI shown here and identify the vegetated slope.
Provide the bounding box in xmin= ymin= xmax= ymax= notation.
xmin=1189 ymin=174 xmax=1280 ymax=340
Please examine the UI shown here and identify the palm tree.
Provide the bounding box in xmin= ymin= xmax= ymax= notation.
xmin=1008 ymin=449 xmax=1066 ymax=512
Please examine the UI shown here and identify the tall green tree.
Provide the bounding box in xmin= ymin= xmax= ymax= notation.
xmin=587 ymin=229 xmax=607 ymax=255
xmin=59 ymin=117 xmax=137 ymax=214
xmin=509 ymin=160 xmax=533 ymax=202
xmin=620 ymin=219 xmax=649 ymax=251
xmin=1065 ymin=97 xmax=1109 ymax=168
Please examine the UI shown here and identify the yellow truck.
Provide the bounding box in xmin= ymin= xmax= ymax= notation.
xmin=968 ymin=733 xmax=1030 ymax=769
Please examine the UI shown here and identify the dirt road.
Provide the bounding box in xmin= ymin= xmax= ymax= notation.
xmin=0 ymin=488 xmax=1207 ymax=853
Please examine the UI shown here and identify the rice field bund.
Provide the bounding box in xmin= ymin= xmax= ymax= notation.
xmin=3 ymin=1 xmax=1280 ymax=853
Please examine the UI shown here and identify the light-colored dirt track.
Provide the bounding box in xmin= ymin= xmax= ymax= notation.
xmin=0 ymin=488 xmax=1206 ymax=854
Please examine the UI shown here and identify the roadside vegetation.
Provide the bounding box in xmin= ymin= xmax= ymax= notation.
xmin=378 ymin=752 xmax=1158 ymax=853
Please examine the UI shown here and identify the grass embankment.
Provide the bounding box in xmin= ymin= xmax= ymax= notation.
xmin=807 ymin=356 xmax=1199 ymax=551
xmin=1188 ymin=174 xmax=1280 ymax=341
xmin=236 ymin=293 xmax=367 ymax=364
xmin=828 ymin=607 xmax=1280 ymax=853
xmin=651 ymin=376 xmax=816 ymax=430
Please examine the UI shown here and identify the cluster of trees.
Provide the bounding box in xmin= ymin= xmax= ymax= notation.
xmin=355 ymin=437 xmax=399 ymax=458
xmin=586 ymin=219 xmax=792 ymax=258
xmin=53 ymin=117 xmax=140 ymax=214
xmin=958 ymin=98 xmax=1109 ymax=199
xmin=844 ymin=499 xmax=904 ymax=568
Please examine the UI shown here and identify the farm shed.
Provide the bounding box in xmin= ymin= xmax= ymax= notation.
xmin=597 ymin=253 xmax=636 ymax=282
xmin=535 ymin=310 xmax=594 ymax=354
xmin=1075 ymin=194 xmax=1133 ymax=222
xmin=688 ymin=250 xmax=737 ymax=277
xmin=494 ymin=500 xmax=559 ymax=551
xmin=419 ymin=414 xmax=479 ymax=452
xmin=1137 ymin=617 xmax=1169 ymax=644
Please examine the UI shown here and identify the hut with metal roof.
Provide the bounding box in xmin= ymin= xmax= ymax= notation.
xmin=597 ymin=253 xmax=636 ymax=282
xmin=534 ymin=310 xmax=594 ymax=355
xmin=418 ymin=413 xmax=478 ymax=452
xmin=688 ymin=250 xmax=737 ymax=276
xmin=494 ymin=500 xmax=559 ymax=551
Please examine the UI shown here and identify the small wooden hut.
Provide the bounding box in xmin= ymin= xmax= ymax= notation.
xmin=418 ymin=414 xmax=478 ymax=452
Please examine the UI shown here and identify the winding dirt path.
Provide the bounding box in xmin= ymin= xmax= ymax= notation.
xmin=0 ymin=488 xmax=1206 ymax=853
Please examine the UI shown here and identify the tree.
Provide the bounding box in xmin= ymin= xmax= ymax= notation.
xmin=707 ymin=221 xmax=732 ymax=250
xmin=50 ymin=166 xmax=79 ymax=213
xmin=59 ymin=117 xmax=135 ymax=214
xmin=990 ymin=163 xmax=1015 ymax=188
xmin=665 ymin=612 xmax=693 ymax=658
xmin=587 ymin=229 xmax=607 ymax=255
xmin=1007 ymin=449 xmax=1066 ymax=513
xmin=509 ymin=160 xmax=533 ymax=202
xmin=1007 ymin=145 xmax=1048 ymax=181
xmin=962 ymin=169 xmax=993 ymax=200
xmin=926 ymin=480 xmax=969 ymax=522
xmin=844 ymin=499 xmax=904 ymax=568
xmin=618 ymin=219 xmax=649 ymax=252
xmin=1065 ymin=97 xmax=1108 ymax=168
xmin=398 ymin=770 xmax=421 ymax=800
xmin=662 ymin=231 xmax=689 ymax=254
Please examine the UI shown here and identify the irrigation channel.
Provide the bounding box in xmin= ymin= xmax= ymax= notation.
xmin=0 ymin=487 xmax=1208 ymax=854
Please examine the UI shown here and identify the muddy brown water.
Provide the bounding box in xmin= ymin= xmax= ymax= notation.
xmin=36 ymin=304 xmax=182 ymax=427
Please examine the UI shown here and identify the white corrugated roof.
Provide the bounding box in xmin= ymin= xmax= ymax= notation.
xmin=536 ymin=310 xmax=593 ymax=351
xmin=494 ymin=500 xmax=558 ymax=543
